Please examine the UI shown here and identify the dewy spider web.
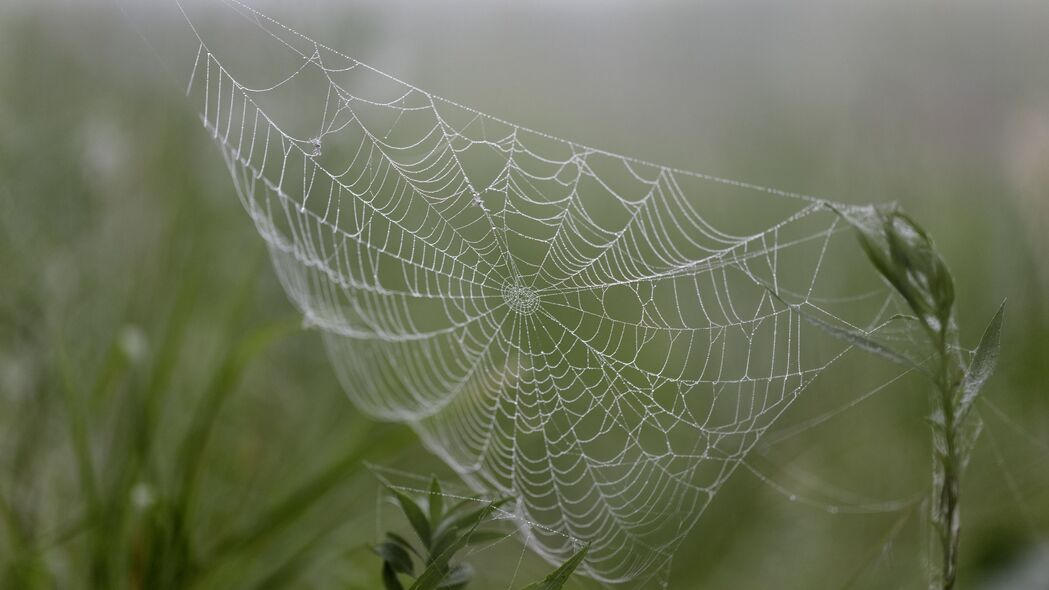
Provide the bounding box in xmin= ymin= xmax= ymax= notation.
xmin=177 ymin=0 xmax=911 ymax=584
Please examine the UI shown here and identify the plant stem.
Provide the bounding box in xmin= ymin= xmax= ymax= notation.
xmin=934 ymin=335 xmax=961 ymax=590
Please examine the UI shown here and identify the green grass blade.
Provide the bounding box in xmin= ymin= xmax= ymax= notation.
xmin=54 ymin=336 xmax=101 ymax=513
xmin=428 ymin=477 xmax=443 ymax=525
xmin=374 ymin=541 xmax=414 ymax=575
xmin=136 ymin=263 xmax=200 ymax=460
xmin=433 ymin=497 xmax=512 ymax=548
xmin=250 ymin=515 xmax=344 ymax=590
xmin=207 ymin=423 xmax=410 ymax=562
xmin=386 ymin=532 xmax=423 ymax=558
xmin=0 ymin=491 xmax=26 ymax=553
xmin=390 ymin=487 xmax=432 ymax=549
xmin=174 ymin=319 xmax=299 ymax=512
xmin=382 ymin=561 xmax=406 ymax=590
xmin=408 ymin=504 xmax=493 ymax=590
xmin=518 ymin=544 xmax=590 ymax=590
xmin=436 ymin=562 xmax=472 ymax=589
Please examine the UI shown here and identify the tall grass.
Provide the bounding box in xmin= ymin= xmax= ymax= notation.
xmin=840 ymin=207 xmax=1004 ymax=589
xmin=1 ymin=3 xmax=1047 ymax=589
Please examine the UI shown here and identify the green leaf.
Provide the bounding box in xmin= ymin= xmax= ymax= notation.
xmin=854 ymin=219 xmax=904 ymax=293
xmin=427 ymin=531 xmax=461 ymax=568
xmin=175 ymin=320 xmax=298 ymax=514
xmin=374 ymin=541 xmax=415 ymax=575
xmin=464 ymin=529 xmax=511 ymax=546
xmin=836 ymin=206 xmax=903 ymax=289
xmin=410 ymin=504 xmax=494 ymax=590
xmin=0 ymin=491 xmax=27 ymax=553
xmin=519 ymin=543 xmax=590 ymax=590
xmin=837 ymin=205 xmax=956 ymax=337
xmin=436 ymin=497 xmax=512 ymax=535
xmin=436 ymin=563 xmax=473 ymax=589
xmin=957 ymin=300 xmax=1005 ymax=419
xmin=208 ymin=421 xmax=398 ymax=561
xmin=885 ymin=212 xmax=954 ymax=332
xmin=253 ymin=520 xmax=342 ymax=590
xmin=54 ymin=335 xmax=101 ymax=524
xmin=382 ymin=561 xmax=406 ymax=590
xmin=387 ymin=532 xmax=423 ymax=558
xmin=429 ymin=477 xmax=444 ymax=525
xmin=391 ymin=487 xmax=433 ymax=549
xmin=432 ymin=497 xmax=511 ymax=557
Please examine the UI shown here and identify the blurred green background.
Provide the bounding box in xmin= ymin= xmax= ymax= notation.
xmin=1 ymin=0 xmax=1047 ymax=588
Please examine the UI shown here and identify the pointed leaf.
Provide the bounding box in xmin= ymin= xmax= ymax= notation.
xmin=428 ymin=531 xmax=461 ymax=567
xmin=373 ymin=541 xmax=414 ymax=575
xmin=837 ymin=205 xmax=905 ymax=295
xmin=410 ymin=505 xmax=494 ymax=590
xmin=437 ymin=563 xmax=473 ymax=589
xmin=433 ymin=497 xmax=512 ymax=555
xmin=390 ymin=487 xmax=432 ymax=548
xmin=429 ymin=477 xmax=444 ymax=525
xmin=519 ymin=544 xmax=590 ymax=590
xmin=958 ymin=301 xmax=1005 ymax=419
xmin=465 ymin=529 xmax=511 ymax=546
xmin=837 ymin=205 xmax=955 ymax=335
xmin=387 ymin=531 xmax=423 ymax=558
xmin=856 ymin=224 xmax=903 ymax=293
xmin=382 ymin=561 xmax=406 ymax=590
xmin=211 ymin=424 xmax=397 ymax=559
xmin=436 ymin=497 xmax=512 ymax=534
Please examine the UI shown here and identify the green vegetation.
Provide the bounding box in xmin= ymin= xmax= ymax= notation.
xmin=840 ymin=207 xmax=1005 ymax=588
xmin=848 ymin=208 xmax=1005 ymax=589
xmin=374 ymin=478 xmax=587 ymax=590
xmin=1 ymin=2 xmax=1047 ymax=589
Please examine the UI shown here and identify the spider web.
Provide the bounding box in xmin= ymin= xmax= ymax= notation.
xmin=176 ymin=0 xmax=910 ymax=584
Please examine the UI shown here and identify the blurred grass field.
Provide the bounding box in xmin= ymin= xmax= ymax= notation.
xmin=1 ymin=1 xmax=1048 ymax=588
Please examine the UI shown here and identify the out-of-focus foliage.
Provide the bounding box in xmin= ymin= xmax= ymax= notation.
xmin=1 ymin=1 xmax=1047 ymax=588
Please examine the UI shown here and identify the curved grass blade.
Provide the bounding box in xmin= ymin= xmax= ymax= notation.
xmin=519 ymin=544 xmax=590 ymax=590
